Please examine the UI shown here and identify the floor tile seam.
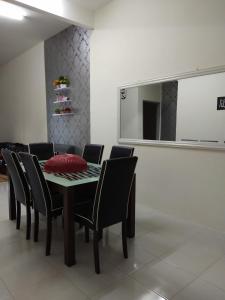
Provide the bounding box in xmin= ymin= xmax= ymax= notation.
xmin=89 ymin=274 xmax=132 ymax=300
xmin=191 ymin=224 xmax=225 ymax=242
xmin=139 ymin=206 xmax=225 ymax=241
xmin=156 ymin=256 xmax=201 ymax=276
xmin=59 ymin=272 xmax=95 ymax=299
xmin=194 ymin=276 xmax=225 ymax=296
xmin=128 ymin=254 xmax=165 ymax=277
xmin=89 ymin=246 xmax=155 ymax=268
xmin=162 ymin=245 xmax=225 ymax=274
xmin=137 ymin=227 xmax=200 ymax=258
xmin=169 ymin=255 xmax=225 ymax=299
xmin=62 ymin=256 xmax=125 ymax=297
xmin=0 ymin=265 xmax=65 ymax=295
xmin=196 ymin=256 xmax=225 ymax=294
xmin=127 ymin=274 xmax=168 ymax=300
xmin=2 ymin=270 xmax=89 ymax=299
xmin=142 ymin=208 xmax=222 ymax=234
xmin=115 ymin=257 xmax=155 ymax=277
xmin=0 ymin=275 xmax=17 ymax=300
xmin=129 ymin=258 xmax=201 ymax=299
xmin=167 ymin=273 xmax=203 ymax=300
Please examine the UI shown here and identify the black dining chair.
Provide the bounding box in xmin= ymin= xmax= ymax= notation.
xmin=75 ymin=156 xmax=138 ymax=274
xmin=28 ymin=143 xmax=54 ymax=160
xmin=77 ymin=144 xmax=104 ymax=227
xmin=1 ymin=149 xmax=31 ymax=240
xmin=19 ymin=152 xmax=63 ymax=256
xmin=93 ymin=145 xmax=134 ymax=240
xmin=82 ymin=144 xmax=104 ymax=164
xmin=109 ymin=146 xmax=134 ymax=159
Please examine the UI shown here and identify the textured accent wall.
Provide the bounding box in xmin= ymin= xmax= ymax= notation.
xmin=44 ymin=25 xmax=91 ymax=152
xmin=161 ymin=81 xmax=178 ymax=141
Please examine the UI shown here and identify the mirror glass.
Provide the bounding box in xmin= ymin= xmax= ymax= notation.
xmin=120 ymin=71 xmax=225 ymax=145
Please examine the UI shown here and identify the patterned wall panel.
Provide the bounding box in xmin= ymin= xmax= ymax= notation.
xmin=44 ymin=25 xmax=91 ymax=153
xmin=161 ymin=81 xmax=178 ymax=141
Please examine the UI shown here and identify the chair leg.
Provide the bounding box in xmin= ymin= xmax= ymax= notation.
xmin=93 ymin=230 xmax=100 ymax=274
xmin=46 ymin=215 xmax=52 ymax=256
xmin=98 ymin=229 xmax=103 ymax=240
xmin=26 ymin=204 xmax=31 ymax=240
xmin=122 ymin=221 xmax=128 ymax=259
xmin=34 ymin=210 xmax=39 ymax=242
xmin=61 ymin=214 xmax=64 ymax=229
xmin=16 ymin=201 xmax=21 ymax=230
xmin=85 ymin=226 xmax=89 ymax=243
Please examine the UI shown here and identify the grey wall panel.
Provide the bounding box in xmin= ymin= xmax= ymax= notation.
xmin=161 ymin=81 xmax=178 ymax=141
xmin=44 ymin=25 xmax=91 ymax=153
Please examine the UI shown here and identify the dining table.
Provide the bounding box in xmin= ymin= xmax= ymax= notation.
xmin=8 ymin=161 xmax=136 ymax=267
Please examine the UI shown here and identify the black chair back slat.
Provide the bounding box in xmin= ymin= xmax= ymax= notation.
xmin=92 ymin=156 xmax=137 ymax=230
xmin=82 ymin=144 xmax=104 ymax=164
xmin=1 ymin=149 xmax=29 ymax=205
xmin=19 ymin=152 xmax=51 ymax=215
xmin=109 ymin=146 xmax=134 ymax=159
xmin=28 ymin=143 xmax=54 ymax=160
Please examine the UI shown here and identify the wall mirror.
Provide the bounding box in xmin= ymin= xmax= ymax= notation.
xmin=119 ymin=68 xmax=225 ymax=148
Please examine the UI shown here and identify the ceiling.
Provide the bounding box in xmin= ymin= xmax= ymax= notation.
xmin=0 ymin=5 xmax=70 ymax=66
xmin=72 ymin=0 xmax=111 ymax=11
xmin=0 ymin=0 xmax=112 ymax=66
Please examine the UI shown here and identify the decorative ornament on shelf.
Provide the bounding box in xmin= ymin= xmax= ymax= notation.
xmin=55 ymin=94 xmax=70 ymax=102
xmin=54 ymin=107 xmax=73 ymax=115
xmin=52 ymin=75 xmax=70 ymax=89
xmin=120 ymin=88 xmax=127 ymax=101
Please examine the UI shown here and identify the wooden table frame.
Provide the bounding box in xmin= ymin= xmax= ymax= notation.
xmin=8 ymin=173 xmax=136 ymax=267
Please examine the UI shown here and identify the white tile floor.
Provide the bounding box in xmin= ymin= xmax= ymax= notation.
xmin=1 ymin=181 xmax=225 ymax=300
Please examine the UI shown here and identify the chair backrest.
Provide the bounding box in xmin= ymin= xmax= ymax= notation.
xmin=1 ymin=149 xmax=29 ymax=205
xmin=54 ymin=143 xmax=76 ymax=154
xmin=28 ymin=143 xmax=54 ymax=160
xmin=82 ymin=144 xmax=104 ymax=164
xmin=19 ymin=152 xmax=51 ymax=215
xmin=92 ymin=156 xmax=138 ymax=230
xmin=109 ymin=146 xmax=134 ymax=159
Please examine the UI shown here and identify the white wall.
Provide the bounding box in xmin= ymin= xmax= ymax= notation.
xmin=91 ymin=0 xmax=225 ymax=231
xmin=176 ymin=72 xmax=225 ymax=143
xmin=0 ymin=42 xmax=47 ymax=144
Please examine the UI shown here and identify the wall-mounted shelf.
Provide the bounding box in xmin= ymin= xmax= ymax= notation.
xmin=53 ymin=99 xmax=72 ymax=104
xmin=54 ymin=87 xmax=70 ymax=92
xmin=52 ymin=113 xmax=74 ymax=117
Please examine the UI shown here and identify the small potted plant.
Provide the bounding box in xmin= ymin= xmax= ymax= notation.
xmin=52 ymin=79 xmax=60 ymax=89
xmin=59 ymin=76 xmax=70 ymax=88
xmin=54 ymin=108 xmax=61 ymax=115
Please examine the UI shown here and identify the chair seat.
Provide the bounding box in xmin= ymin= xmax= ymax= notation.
xmin=74 ymin=203 xmax=94 ymax=229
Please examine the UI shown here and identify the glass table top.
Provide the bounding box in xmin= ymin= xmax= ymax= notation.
xmin=40 ymin=161 xmax=101 ymax=187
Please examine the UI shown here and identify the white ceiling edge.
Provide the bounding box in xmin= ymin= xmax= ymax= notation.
xmin=3 ymin=0 xmax=95 ymax=28
xmin=72 ymin=0 xmax=112 ymax=11
xmin=0 ymin=0 xmax=113 ymax=65
xmin=0 ymin=3 xmax=71 ymax=66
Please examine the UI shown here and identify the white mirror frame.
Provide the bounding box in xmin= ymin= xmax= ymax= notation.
xmin=118 ymin=65 xmax=225 ymax=151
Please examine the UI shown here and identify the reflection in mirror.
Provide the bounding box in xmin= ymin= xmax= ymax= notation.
xmin=120 ymin=71 xmax=225 ymax=145
xmin=120 ymin=82 xmax=178 ymax=141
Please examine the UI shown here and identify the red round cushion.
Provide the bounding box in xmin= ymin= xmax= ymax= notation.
xmin=44 ymin=154 xmax=87 ymax=173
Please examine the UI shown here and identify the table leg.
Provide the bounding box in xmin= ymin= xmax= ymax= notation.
xmin=63 ymin=187 xmax=76 ymax=266
xmin=127 ymin=174 xmax=136 ymax=238
xmin=8 ymin=176 xmax=16 ymax=220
